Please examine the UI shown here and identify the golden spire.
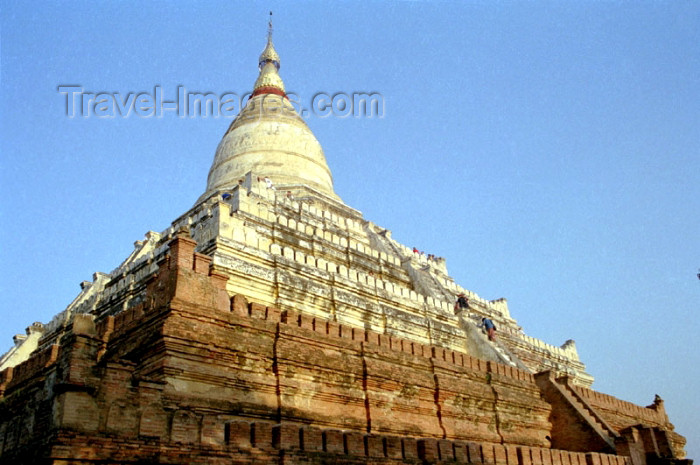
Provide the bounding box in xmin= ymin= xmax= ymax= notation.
xmin=253 ymin=11 xmax=285 ymax=97
xmin=259 ymin=12 xmax=280 ymax=71
xmin=199 ymin=10 xmax=342 ymax=205
xmin=259 ymin=41 xmax=281 ymax=70
xmin=253 ymin=62 xmax=286 ymax=94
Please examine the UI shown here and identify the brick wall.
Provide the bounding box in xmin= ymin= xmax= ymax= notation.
xmin=0 ymin=234 xmax=687 ymax=464
xmin=32 ymin=421 xmax=632 ymax=465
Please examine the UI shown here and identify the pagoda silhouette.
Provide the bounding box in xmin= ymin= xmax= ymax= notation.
xmin=0 ymin=20 xmax=690 ymax=465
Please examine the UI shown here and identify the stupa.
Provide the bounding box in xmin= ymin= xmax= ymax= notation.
xmin=0 ymin=20 xmax=690 ymax=465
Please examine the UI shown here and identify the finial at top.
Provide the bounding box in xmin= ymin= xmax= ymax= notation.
xmin=254 ymin=12 xmax=285 ymax=97
xmin=259 ymin=11 xmax=280 ymax=71
xmin=268 ymin=11 xmax=273 ymax=40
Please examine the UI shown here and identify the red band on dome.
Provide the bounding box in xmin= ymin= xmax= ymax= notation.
xmin=251 ymin=87 xmax=287 ymax=99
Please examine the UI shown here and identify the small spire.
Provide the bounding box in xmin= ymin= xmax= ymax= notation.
xmin=259 ymin=11 xmax=280 ymax=71
xmin=253 ymin=12 xmax=285 ymax=97
xmin=268 ymin=11 xmax=273 ymax=40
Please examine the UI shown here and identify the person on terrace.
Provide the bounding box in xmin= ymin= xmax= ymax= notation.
xmin=479 ymin=317 xmax=497 ymax=341
xmin=454 ymin=293 xmax=469 ymax=314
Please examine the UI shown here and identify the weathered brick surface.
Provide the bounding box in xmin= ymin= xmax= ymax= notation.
xmin=272 ymin=423 xmax=299 ymax=450
xmin=363 ymin=343 xmax=442 ymax=438
xmin=483 ymin=442 xmax=496 ymax=465
xmin=344 ymin=431 xmax=365 ymax=456
xmin=323 ymin=429 xmax=344 ymax=454
xmin=1 ymin=426 xmax=652 ymax=465
xmin=438 ymin=439 xmax=455 ymax=461
xmin=470 ymin=441 xmax=485 ymax=463
xmin=366 ymin=434 xmax=385 ymax=458
xmin=385 ymin=435 xmax=402 ymax=459
xmin=520 ymin=446 xmax=534 ymax=465
xmin=454 ymin=442 xmax=469 ymax=463
xmin=0 ymin=237 xmax=689 ymax=465
xmin=226 ymin=420 xmax=252 ymax=448
xmin=300 ymin=426 xmax=323 ymax=452
xmin=402 ymin=437 xmax=419 ymax=460
xmin=417 ymin=438 xmax=438 ymax=462
xmin=252 ymin=422 xmax=275 ymax=449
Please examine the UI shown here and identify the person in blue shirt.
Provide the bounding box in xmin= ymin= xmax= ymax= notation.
xmin=479 ymin=318 xmax=497 ymax=341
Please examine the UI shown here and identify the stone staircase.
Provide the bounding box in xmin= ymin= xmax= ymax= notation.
xmin=364 ymin=225 xmax=530 ymax=370
xmin=535 ymin=371 xmax=618 ymax=453
xmin=491 ymin=339 xmax=519 ymax=367
xmin=458 ymin=313 xmax=523 ymax=369
xmin=556 ymin=376 xmax=620 ymax=441
xmin=364 ymin=225 xmax=533 ymax=363
xmin=402 ymin=262 xmax=456 ymax=303
xmin=364 ymin=226 xmax=455 ymax=303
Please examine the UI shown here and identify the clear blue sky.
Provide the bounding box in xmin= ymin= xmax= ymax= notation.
xmin=1 ymin=1 xmax=698 ymax=457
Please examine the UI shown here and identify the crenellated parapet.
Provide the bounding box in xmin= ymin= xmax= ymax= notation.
xmin=20 ymin=421 xmax=639 ymax=465
xmin=0 ymin=343 xmax=59 ymax=396
xmin=502 ymin=332 xmax=592 ymax=387
xmin=0 ymin=232 xmax=687 ymax=465
xmin=565 ymin=378 xmax=687 ymax=458
xmin=569 ymin=383 xmax=668 ymax=428
xmin=1 ymin=172 xmax=593 ymax=387
xmin=231 ymin=296 xmax=535 ymax=385
xmin=217 ymin=421 xmax=632 ymax=465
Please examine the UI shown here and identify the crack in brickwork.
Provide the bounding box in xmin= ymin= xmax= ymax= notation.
xmin=361 ymin=343 xmax=372 ymax=434
xmin=430 ymin=357 xmax=448 ymax=439
xmin=487 ymin=370 xmax=506 ymax=445
xmin=272 ymin=322 xmax=282 ymax=423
